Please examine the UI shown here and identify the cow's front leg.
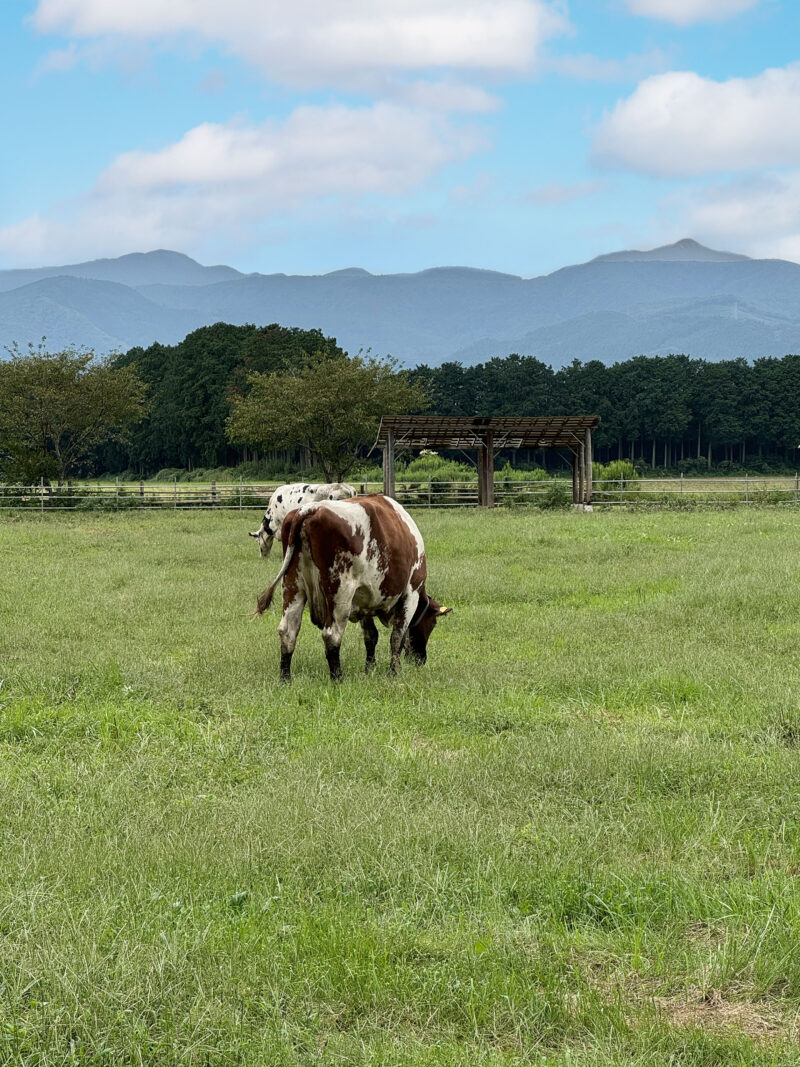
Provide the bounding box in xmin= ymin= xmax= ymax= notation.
xmin=361 ymin=617 xmax=379 ymax=672
xmin=389 ymin=594 xmax=417 ymax=675
xmin=277 ymin=591 xmax=305 ymax=683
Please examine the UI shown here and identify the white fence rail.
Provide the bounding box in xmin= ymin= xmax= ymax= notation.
xmin=1 ymin=475 xmax=799 ymax=511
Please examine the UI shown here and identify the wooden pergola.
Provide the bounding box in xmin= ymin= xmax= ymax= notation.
xmin=374 ymin=414 xmax=601 ymax=507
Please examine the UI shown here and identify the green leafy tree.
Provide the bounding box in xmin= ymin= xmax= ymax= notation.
xmin=112 ymin=323 xmax=347 ymax=472
xmin=227 ymin=351 xmax=428 ymax=480
xmin=0 ymin=344 xmax=146 ymax=485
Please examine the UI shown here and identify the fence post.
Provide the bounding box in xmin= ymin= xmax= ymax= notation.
xmin=745 ymin=473 xmax=749 ymax=504
xmin=115 ymin=476 xmax=119 ymax=509
xmin=174 ymin=477 xmax=177 ymax=509
xmin=139 ymin=479 xmax=144 ymax=501
xmin=428 ymin=481 xmax=432 ymax=507
xmin=680 ymin=472 xmax=683 ymax=497
xmin=40 ymin=476 xmax=44 ymax=516
xmin=239 ymin=479 xmax=243 ymax=509
xmin=619 ymin=475 xmax=623 ymax=503
xmin=211 ymin=480 xmax=217 ymax=507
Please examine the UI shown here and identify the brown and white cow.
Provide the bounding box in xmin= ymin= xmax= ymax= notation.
xmin=249 ymin=482 xmax=357 ymax=559
xmin=255 ymin=494 xmax=451 ymax=681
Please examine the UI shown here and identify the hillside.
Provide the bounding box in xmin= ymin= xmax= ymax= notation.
xmin=2 ymin=240 xmax=800 ymax=365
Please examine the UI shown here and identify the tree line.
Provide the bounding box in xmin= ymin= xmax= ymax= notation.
xmin=409 ymin=353 xmax=800 ymax=472
xmin=111 ymin=326 xmax=800 ymax=472
xmin=3 ymin=323 xmax=800 ymax=483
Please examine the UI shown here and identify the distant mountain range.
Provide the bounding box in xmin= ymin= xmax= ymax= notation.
xmin=2 ymin=238 xmax=800 ymax=367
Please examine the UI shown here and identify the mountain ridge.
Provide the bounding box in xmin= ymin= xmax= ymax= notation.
xmin=2 ymin=240 xmax=799 ymax=366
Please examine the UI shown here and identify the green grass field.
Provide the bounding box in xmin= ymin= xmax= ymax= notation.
xmin=3 ymin=507 xmax=800 ymax=1065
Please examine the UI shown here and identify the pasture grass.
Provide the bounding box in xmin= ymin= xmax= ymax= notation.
xmin=2 ymin=507 xmax=800 ymax=1064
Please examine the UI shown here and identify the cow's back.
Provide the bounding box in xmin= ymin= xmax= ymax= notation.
xmin=298 ymin=495 xmax=426 ymax=601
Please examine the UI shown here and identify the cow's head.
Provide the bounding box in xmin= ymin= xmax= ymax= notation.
xmin=407 ymin=593 xmax=452 ymax=664
xmin=249 ymin=512 xmax=275 ymax=558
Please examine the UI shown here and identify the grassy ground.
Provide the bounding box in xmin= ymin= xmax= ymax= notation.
xmin=2 ymin=507 xmax=800 ymax=1064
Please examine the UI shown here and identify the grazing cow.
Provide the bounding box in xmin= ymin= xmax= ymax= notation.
xmin=255 ymin=494 xmax=451 ymax=681
xmin=249 ymin=482 xmax=357 ymax=558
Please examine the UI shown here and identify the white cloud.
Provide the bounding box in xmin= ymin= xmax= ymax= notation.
xmin=624 ymin=0 xmax=763 ymax=24
xmin=32 ymin=0 xmax=567 ymax=89
xmin=394 ymin=80 xmax=501 ymax=114
xmin=672 ymin=172 xmax=800 ymax=262
xmin=593 ymin=65 xmax=800 ymax=176
xmin=0 ymin=103 xmax=485 ymax=265
xmin=100 ymin=104 xmax=482 ymax=197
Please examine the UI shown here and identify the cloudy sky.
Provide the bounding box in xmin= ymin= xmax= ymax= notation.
xmin=0 ymin=0 xmax=796 ymax=275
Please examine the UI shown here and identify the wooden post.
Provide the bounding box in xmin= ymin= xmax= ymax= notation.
xmin=139 ymin=479 xmax=144 ymax=500
xmin=578 ymin=443 xmax=584 ymax=506
xmin=584 ymin=427 xmax=593 ymax=505
xmin=383 ymin=430 xmax=395 ymax=498
xmin=485 ymin=431 xmax=495 ymax=508
xmin=571 ymin=450 xmax=578 ymax=505
xmin=211 ymin=480 xmax=217 ymax=507
xmin=477 ymin=446 xmax=486 ymax=507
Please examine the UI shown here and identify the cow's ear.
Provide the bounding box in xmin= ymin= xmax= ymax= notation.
xmin=436 ymin=604 xmax=453 ymax=616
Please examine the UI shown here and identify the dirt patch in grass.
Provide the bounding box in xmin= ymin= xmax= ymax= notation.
xmin=654 ymin=990 xmax=785 ymax=1039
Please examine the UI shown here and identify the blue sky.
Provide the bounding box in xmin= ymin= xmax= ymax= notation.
xmin=0 ymin=0 xmax=797 ymax=276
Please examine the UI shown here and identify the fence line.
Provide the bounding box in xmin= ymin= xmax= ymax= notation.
xmin=1 ymin=476 xmax=799 ymax=511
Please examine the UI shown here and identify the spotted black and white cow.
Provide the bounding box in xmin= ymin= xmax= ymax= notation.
xmin=249 ymin=482 xmax=357 ymax=558
xmin=255 ymin=494 xmax=451 ymax=681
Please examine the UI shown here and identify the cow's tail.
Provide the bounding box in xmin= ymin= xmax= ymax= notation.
xmin=255 ymin=510 xmax=306 ymax=616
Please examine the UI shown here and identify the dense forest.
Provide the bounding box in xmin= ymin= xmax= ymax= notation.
xmin=101 ymin=323 xmax=800 ymax=476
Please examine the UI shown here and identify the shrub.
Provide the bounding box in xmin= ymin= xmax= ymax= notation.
xmin=595 ymin=460 xmax=638 ymax=483
xmin=534 ymin=479 xmax=571 ymax=510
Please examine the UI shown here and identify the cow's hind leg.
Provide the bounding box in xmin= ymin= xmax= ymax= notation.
xmin=321 ymin=589 xmax=353 ymax=681
xmin=362 ymin=617 xmax=379 ymax=672
xmin=277 ymin=590 xmax=306 ymax=683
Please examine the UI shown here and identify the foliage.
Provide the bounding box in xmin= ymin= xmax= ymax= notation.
xmin=0 ymin=343 xmax=146 ymax=485
xmin=535 ymin=478 xmax=572 ymax=509
xmin=110 ymin=323 xmax=347 ymax=473
xmin=494 ymin=461 xmax=549 ymax=482
xmin=594 ymin=460 xmax=639 ymax=483
xmin=409 ymin=352 xmax=800 ymax=471
xmin=226 ymin=350 xmax=429 ymax=481
xmin=82 ymin=324 xmax=800 ymax=477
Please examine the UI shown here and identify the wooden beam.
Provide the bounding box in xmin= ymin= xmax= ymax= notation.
xmin=578 ymin=442 xmax=584 ymax=505
xmin=382 ymin=429 xmax=395 ymax=498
